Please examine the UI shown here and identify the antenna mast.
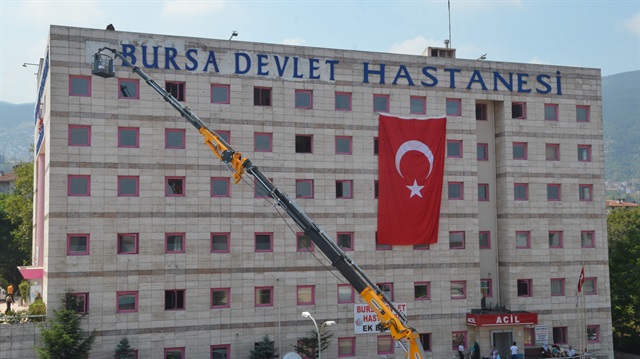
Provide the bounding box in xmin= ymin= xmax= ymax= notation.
xmin=448 ymin=0 xmax=452 ymax=47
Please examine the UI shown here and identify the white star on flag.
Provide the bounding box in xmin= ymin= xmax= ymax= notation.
xmin=406 ymin=179 xmax=424 ymax=198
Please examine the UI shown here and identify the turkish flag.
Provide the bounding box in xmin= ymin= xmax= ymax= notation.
xmin=577 ymin=267 xmax=585 ymax=293
xmin=377 ymin=114 xmax=447 ymax=245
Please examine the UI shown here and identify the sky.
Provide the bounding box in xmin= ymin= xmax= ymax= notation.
xmin=0 ymin=0 xmax=639 ymax=105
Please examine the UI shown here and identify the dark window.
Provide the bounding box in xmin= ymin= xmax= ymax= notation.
xmin=295 ymin=135 xmax=313 ymax=153
xmin=254 ymin=87 xmax=271 ymax=106
xmin=512 ymin=102 xmax=526 ymax=119
xmin=517 ymin=279 xmax=532 ymax=296
xmin=165 ymin=290 xmax=185 ymax=310
xmin=476 ymin=103 xmax=487 ymax=120
xmin=166 ymin=81 xmax=185 ymax=101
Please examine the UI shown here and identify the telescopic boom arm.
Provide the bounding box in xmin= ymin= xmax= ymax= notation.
xmin=93 ymin=47 xmax=426 ymax=359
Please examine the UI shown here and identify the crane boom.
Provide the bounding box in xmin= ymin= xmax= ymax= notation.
xmin=93 ymin=47 xmax=426 ymax=359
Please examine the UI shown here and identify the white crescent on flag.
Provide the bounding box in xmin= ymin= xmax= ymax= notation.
xmin=394 ymin=140 xmax=435 ymax=179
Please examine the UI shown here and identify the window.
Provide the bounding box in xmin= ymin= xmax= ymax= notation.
xmin=512 ymin=102 xmax=526 ymax=119
xmin=514 ymin=183 xmax=529 ymax=201
xmin=211 ymin=288 xmax=230 ymax=308
xmin=373 ymin=137 xmax=378 ymax=155
xmin=413 ymin=243 xmax=430 ymax=250
xmin=549 ymin=231 xmax=563 ymax=248
xmin=166 ymin=81 xmax=185 ymax=101
xmin=524 ymin=327 xmax=535 ymax=347
xmin=68 ymin=175 xmax=90 ymax=196
xmin=447 ymin=140 xmax=462 ymax=158
xmin=476 ymin=103 xmax=487 ymax=120
xmin=118 ymin=78 xmax=139 ymax=99
xmin=254 ymin=86 xmax=272 ymax=106
xmin=446 ymin=98 xmax=461 ymax=116
xmin=449 ymin=231 xmax=465 ymax=249
xmin=211 ymin=233 xmax=230 ymax=253
xmin=579 ymin=184 xmax=593 ymax=201
xmin=216 ymin=130 xmax=230 ymax=143
xmin=377 ymin=335 xmax=394 ymax=355
xmin=164 ymin=348 xmax=185 ymax=359
xmin=552 ymin=326 xmax=567 ymax=344
xmin=297 ymin=233 xmax=313 ymax=252
xmin=116 ymin=291 xmax=138 ymax=313
xmin=375 ymin=231 xmax=391 ymax=251
xmin=69 ymin=75 xmax=91 ymax=96
xmin=513 ymin=142 xmax=528 ymax=160
xmin=516 ymin=231 xmax=530 ymax=249
xmin=577 ymin=105 xmax=590 ymax=122
xmin=547 ymin=184 xmax=561 ymax=201
xmin=255 ymin=286 xmax=273 ymax=306
xmin=254 ymin=178 xmax=271 ymax=198
xmin=338 ymin=284 xmax=354 ymax=303
xmin=68 ymin=125 xmax=91 ymax=146
xmin=295 ymin=134 xmax=313 ymax=153
xmin=255 ymin=232 xmax=273 ymax=252
xmin=295 ymin=89 xmax=313 ymax=109
xmin=517 ymin=279 xmax=532 ymax=297
xmin=336 ymin=136 xmax=352 ymax=154
xmin=448 ymin=182 xmax=464 ymax=200
xmin=296 ymin=285 xmax=315 ymax=305
xmin=166 ymin=177 xmax=185 ymax=197
xmin=68 ymin=293 xmax=89 ymax=314
xmin=377 ymin=283 xmax=393 ymax=301
xmin=578 ymin=144 xmax=592 ymax=162
xmin=165 ymin=289 xmax=185 ymax=310
xmin=374 ymin=180 xmax=379 ymax=199
xmin=335 ymin=92 xmax=352 ymax=111
xmin=551 ymin=278 xmax=565 ymax=296
xmin=211 ymin=84 xmax=230 ymax=104
xmin=211 ymin=345 xmax=230 ymax=359
xmin=414 ymin=282 xmax=430 ymax=300
xmin=420 ymin=333 xmax=432 ymax=351
xmin=478 ymin=183 xmax=489 ymax=201
xmin=338 ymin=337 xmax=355 ymax=357
xmin=410 ymin=96 xmax=426 ymax=114
xmin=477 ymin=143 xmax=488 ymax=160
xmin=165 ymin=233 xmax=185 ymax=253
xmin=118 ymin=176 xmax=139 ymax=197
xmin=295 ymin=179 xmax=313 ymax=198
xmin=544 ymin=103 xmax=558 ymax=121
xmin=587 ymin=325 xmax=599 ymax=342
xmin=581 ymin=231 xmax=595 ymax=248
xmin=117 ymin=233 xmax=138 ymax=254
xmin=118 ymin=127 xmax=140 ymax=148
xmin=254 ymin=132 xmax=272 ymax=152
xmin=211 ymin=177 xmax=230 ymax=197
xmin=479 ymin=231 xmax=491 ymax=249
xmin=546 ymin=143 xmax=560 ymax=161
xmin=584 ymin=278 xmax=597 ymax=295
xmin=451 ymin=281 xmax=466 ymax=299
xmin=480 ymin=278 xmax=492 ymax=297
xmin=336 ymin=180 xmax=353 ymax=199
xmin=67 ymin=234 xmax=89 ymax=255
xmin=452 ymin=332 xmax=467 ymax=351
xmin=373 ymin=94 xmax=390 ymax=112
xmin=165 ymin=129 xmax=185 ymax=149
xmin=337 ymin=232 xmax=353 ymax=251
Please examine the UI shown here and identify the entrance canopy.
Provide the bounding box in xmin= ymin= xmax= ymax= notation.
xmin=466 ymin=312 xmax=538 ymax=327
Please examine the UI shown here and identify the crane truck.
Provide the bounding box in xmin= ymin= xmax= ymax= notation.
xmin=92 ymin=47 xmax=427 ymax=359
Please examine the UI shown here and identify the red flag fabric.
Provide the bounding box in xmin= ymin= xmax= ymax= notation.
xmin=577 ymin=267 xmax=585 ymax=293
xmin=377 ymin=114 xmax=447 ymax=245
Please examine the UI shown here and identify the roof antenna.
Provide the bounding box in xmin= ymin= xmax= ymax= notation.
xmin=448 ymin=0 xmax=452 ymax=47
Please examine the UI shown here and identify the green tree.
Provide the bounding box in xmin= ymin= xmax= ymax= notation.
xmin=249 ymin=334 xmax=278 ymax=359
xmin=36 ymin=292 xmax=96 ymax=359
xmin=608 ymin=207 xmax=640 ymax=354
xmin=293 ymin=329 xmax=334 ymax=359
xmin=114 ymin=337 xmax=136 ymax=359
xmin=0 ymin=161 xmax=33 ymax=284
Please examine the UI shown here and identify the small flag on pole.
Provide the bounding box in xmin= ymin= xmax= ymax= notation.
xmin=577 ymin=267 xmax=585 ymax=293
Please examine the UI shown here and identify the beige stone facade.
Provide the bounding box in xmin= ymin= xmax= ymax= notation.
xmin=25 ymin=25 xmax=612 ymax=358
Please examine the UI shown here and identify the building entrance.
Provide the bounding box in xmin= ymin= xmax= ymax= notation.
xmin=492 ymin=331 xmax=513 ymax=359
